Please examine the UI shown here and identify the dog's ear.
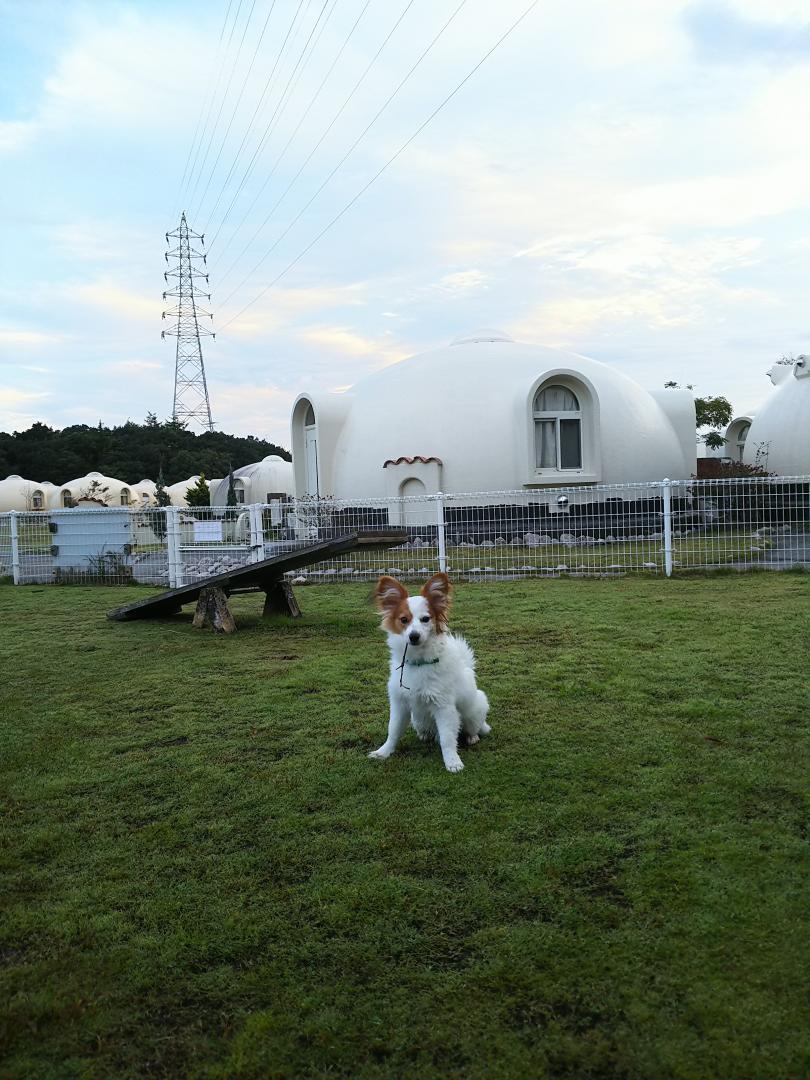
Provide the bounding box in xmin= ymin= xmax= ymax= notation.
xmin=420 ymin=572 xmax=452 ymax=630
xmin=374 ymin=575 xmax=409 ymax=613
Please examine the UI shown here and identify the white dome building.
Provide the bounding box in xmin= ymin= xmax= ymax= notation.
xmin=291 ymin=331 xmax=695 ymax=501
xmin=168 ymin=476 xmax=204 ymax=507
xmin=741 ymin=357 xmax=810 ymax=474
xmin=129 ymin=479 xmax=157 ymax=506
xmin=210 ymin=456 xmax=294 ymax=506
xmin=57 ymin=471 xmax=136 ymax=508
xmin=0 ymin=475 xmax=54 ymax=511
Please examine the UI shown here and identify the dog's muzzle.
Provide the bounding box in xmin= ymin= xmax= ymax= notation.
xmin=408 ymin=631 xmax=422 ymax=645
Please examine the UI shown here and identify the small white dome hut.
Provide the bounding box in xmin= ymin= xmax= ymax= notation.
xmin=744 ymin=358 xmax=810 ymax=474
xmin=167 ymin=476 xmax=205 ymax=507
xmin=129 ymin=479 xmax=157 ymax=506
xmin=0 ymin=475 xmax=52 ymax=511
xmin=56 ymin=471 xmax=135 ymax=508
xmin=210 ymin=456 xmax=293 ymax=506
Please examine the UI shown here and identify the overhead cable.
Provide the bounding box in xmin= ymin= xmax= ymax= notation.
xmin=171 ymin=0 xmax=240 ymax=222
xmin=208 ymin=0 xmax=373 ymax=258
xmin=197 ymin=0 xmax=309 ymax=239
xmin=218 ymin=0 xmax=540 ymax=330
xmin=189 ymin=0 xmax=281 ymax=225
xmin=187 ymin=0 xmax=259 ymax=215
xmin=204 ymin=0 xmax=336 ymax=246
xmin=219 ymin=0 xmax=468 ymax=303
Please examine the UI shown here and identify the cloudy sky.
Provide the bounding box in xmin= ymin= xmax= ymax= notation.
xmin=1 ymin=0 xmax=809 ymax=446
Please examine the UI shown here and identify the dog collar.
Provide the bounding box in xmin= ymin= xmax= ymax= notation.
xmin=406 ymin=657 xmax=441 ymax=667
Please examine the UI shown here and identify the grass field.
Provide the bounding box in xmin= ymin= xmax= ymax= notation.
xmin=1 ymin=575 xmax=808 ymax=1079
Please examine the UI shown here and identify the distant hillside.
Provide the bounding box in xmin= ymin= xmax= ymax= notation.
xmin=0 ymin=416 xmax=291 ymax=486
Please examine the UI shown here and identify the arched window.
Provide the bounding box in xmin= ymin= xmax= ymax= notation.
xmin=735 ymin=422 xmax=750 ymax=462
xmin=120 ymin=488 xmax=130 ymax=506
xmin=31 ymin=490 xmax=44 ymax=510
xmin=304 ymin=403 xmax=316 ymax=426
xmin=533 ymin=384 xmax=582 ymax=470
xmin=234 ymin=479 xmax=246 ymax=504
xmin=62 ymin=490 xmax=73 ymax=507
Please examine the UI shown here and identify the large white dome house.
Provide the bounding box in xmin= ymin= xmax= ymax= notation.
xmin=291 ymin=331 xmax=695 ymax=503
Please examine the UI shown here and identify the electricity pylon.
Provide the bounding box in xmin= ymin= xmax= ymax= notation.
xmin=162 ymin=212 xmax=215 ymax=430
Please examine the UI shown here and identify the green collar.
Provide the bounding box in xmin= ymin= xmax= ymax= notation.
xmin=406 ymin=657 xmax=441 ymax=667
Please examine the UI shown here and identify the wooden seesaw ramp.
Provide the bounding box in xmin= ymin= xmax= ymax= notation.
xmin=106 ymin=531 xmax=407 ymax=633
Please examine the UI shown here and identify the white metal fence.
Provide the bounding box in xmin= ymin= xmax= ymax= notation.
xmin=1 ymin=476 xmax=808 ymax=586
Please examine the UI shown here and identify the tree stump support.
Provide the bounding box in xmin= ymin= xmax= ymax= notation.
xmin=192 ymin=587 xmax=237 ymax=634
xmin=262 ymin=578 xmax=302 ymax=619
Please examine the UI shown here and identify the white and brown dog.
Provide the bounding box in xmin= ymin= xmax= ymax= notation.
xmin=369 ymin=572 xmax=490 ymax=773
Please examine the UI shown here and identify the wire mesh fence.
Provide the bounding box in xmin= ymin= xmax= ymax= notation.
xmin=1 ymin=476 xmax=808 ymax=586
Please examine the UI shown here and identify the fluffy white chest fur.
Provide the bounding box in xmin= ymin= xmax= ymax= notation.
xmin=369 ymin=573 xmax=491 ymax=773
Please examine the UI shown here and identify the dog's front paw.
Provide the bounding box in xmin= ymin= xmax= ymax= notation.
xmin=464 ymin=733 xmax=480 ymax=746
xmin=444 ymin=756 xmax=464 ymax=773
xmin=368 ymin=747 xmax=391 ymax=761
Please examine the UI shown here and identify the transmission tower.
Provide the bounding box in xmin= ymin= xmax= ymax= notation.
xmin=162 ymin=212 xmax=215 ymax=430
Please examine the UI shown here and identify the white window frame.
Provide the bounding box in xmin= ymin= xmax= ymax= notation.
xmin=524 ymin=372 xmax=600 ymax=486
xmin=533 ymin=386 xmax=583 ymax=471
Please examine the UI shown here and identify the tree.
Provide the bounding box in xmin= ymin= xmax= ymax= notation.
xmin=154 ymin=468 xmax=172 ymax=507
xmin=78 ymin=479 xmax=110 ymax=506
xmin=664 ymin=382 xmax=733 ymax=450
xmin=151 ymin=468 xmax=172 ymax=539
xmin=0 ymin=418 xmax=289 ymax=487
xmin=225 ymin=465 xmax=238 ymax=520
xmin=185 ymin=473 xmax=211 ymax=509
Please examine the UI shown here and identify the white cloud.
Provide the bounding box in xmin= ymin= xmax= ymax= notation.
xmin=298 ymin=325 xmax=409 ymax=365
xmin=0 ymin=329 xmax=61 ymax=346
xmin=0 ymin=387 xmax=50 ymax=408
xmin=433 ymin=269 xmax=489 ymax=294
xmin=0 ymin=119 xmax=34 ymax=154
xmin=63 ymin=281 xmax=163 ymax=322
xmin=103 ymin=360 xmax=163 ymax=373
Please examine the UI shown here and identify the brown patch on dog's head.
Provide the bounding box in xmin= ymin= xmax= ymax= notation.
xmin=420 ymin=572 xmax=452 ymax=632
xmin=374 ymin=575 xmax=412 ymax=634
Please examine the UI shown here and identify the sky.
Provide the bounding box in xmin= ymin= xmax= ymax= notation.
xmin=1 ymin=0 xmax=810 ymax=448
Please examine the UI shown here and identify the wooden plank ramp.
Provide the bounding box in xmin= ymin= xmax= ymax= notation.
xmin=106 ymin=531 xmax=407 ymax=625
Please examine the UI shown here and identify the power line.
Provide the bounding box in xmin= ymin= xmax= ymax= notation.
xmin=188 ymin=0 xmax=281 ymax=226
xmin=171 ymin=0 xmax=239 ymax=223
xmin=197 ymin=0 xmax=309 ymax=243
xmin=176 ymin=0 xmax=246 ymax=217
xmin=211 ymin=0 xmax=413 ymax=269
xmin=219 ymin=0 xmax=236 ymax=43
xmin=219 ymin=0 xmax=468 ymax=303
xmin=187 ymin=0 xmax=259 ymax=215
xmin=204 ymin=0 xmax=336 ymax=249
xmin=218 ymin=0 xmax=540 ymax=331
xmin=207 ymin=0 xmax=372 ymax=260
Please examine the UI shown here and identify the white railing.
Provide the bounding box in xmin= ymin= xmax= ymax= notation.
xmin=1 ymin=476 xmax=808 ymax=586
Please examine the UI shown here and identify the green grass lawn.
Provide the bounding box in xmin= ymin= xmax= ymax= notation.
xmin=1 ymin=576 xmax=808 ymax=1079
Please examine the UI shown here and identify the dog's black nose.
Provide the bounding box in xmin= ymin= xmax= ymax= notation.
xmin=408 ymin=631 xmax=421 ymax=645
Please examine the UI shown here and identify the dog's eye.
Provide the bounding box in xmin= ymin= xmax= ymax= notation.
xmin=420 ymin=616 xmax=430 ymax=623
xmin=400 ymin=615 xmax=409 ymax=624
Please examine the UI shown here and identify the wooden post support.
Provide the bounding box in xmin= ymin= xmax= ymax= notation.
xmin=262 ymin=578 xmax=302 ymax=619
xmin=192 ymin=587 xmax=237 ymax=634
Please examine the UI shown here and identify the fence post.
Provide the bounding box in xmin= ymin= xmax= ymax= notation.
xmin=661 ymin=478 xmax=673 ymax=577
xmin=10 ymin=511 xmax=21 ymax=585
xmin=436 ymin=492 xmax=447 ymax=573
xmin=166 ymin=506 xmax=183 ymax=588
xmin=249 ymin=504 xmax=265 ymax=563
